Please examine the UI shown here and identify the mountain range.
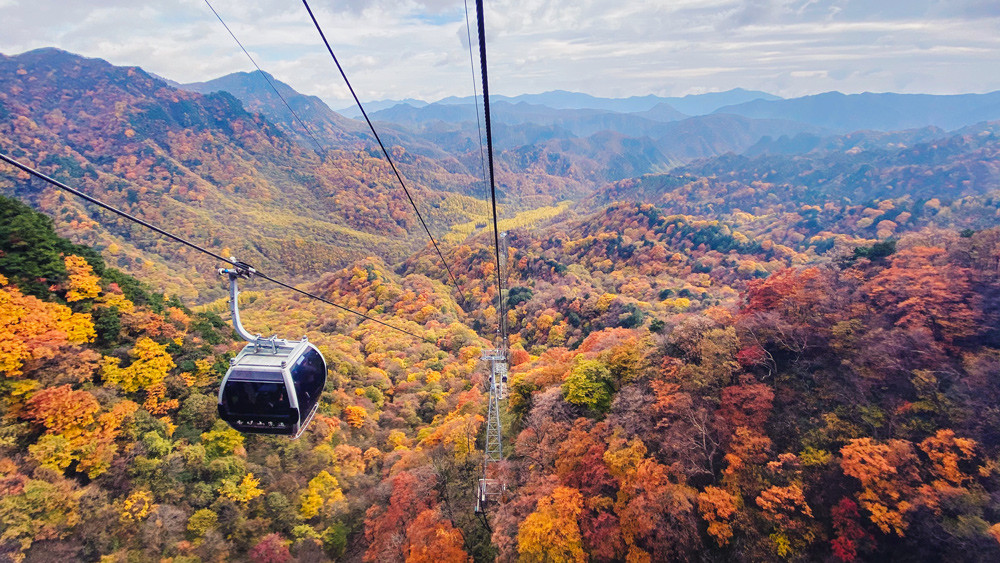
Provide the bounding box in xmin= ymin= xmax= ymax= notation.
xmin=179 ymin=67 xmax=1000 ymax=182
xmin=3 ymin=47 xmax=1000 ymax=301
xmin=714 ymin=90 xmax=1000 ymax=133
xmin=348 ymin=87 xmax=782 ymax=116
xmin=0 ymin=49 xmax=496 ymax=300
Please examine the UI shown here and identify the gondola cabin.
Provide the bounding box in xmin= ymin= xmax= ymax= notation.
xmin=215 ymin=261 xmax=327 ymax=439
xmin=217 ymin=338 xmax=326 ymax=438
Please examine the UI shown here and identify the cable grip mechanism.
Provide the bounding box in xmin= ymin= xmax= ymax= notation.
xmin=218 ymin=257 xmax=263 ymax=344
xmin=218 ymin=257 xmax=256 ymax=280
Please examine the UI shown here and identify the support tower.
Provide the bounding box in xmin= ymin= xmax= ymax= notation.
xmin=476 ymin=232 xmax=509 ymax=513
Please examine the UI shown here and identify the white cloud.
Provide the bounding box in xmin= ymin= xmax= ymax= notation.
xmin=0 ymin=0 xmax=998 ymax=106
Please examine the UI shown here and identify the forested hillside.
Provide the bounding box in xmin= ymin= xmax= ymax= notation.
xmin=0 ymin=49 xmax=577 ymax=302
xmin=592 ymin=123 xmax=1000 ymax=254
xmin=403 ymin=207 xmax=1000 ymax=562
xmin=4 ymin=182 xmax=1000 ymax=562
xmin=0 ymin=196 xmax=490 ymax=562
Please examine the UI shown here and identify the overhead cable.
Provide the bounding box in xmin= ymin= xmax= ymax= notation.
xmin=0 ymin=151 xmax=435 ymax=344
xmin=300 ymin=0 xmax=472 ymax=310
xmin=204 ymin=0 xmax=329 ymax=158
xmin=462 ymin=0 xmax=490 ymax=203
xmin=474 ymin=0 xmax=508 ymax=342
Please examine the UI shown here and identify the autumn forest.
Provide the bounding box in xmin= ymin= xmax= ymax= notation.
xmin=1 ymin=48 xmax=1000 ymax=563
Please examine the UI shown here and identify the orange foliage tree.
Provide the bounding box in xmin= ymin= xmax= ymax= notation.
xmin=405 ymin=507 xmax=470 ymax=563
xmin=0 ymin=274 xmax=95 ymax=376
xmin=604 ymin=437 xmax=700 ymax=561
xmin=364 ymin=470 xmax=437 ymax=562
xmin=699 ymin=486 xmax=739 ymax=546
xmin=840 ymin=438 xmax=921 ymax=536
xmin=866 ymin=247 xmax=980 ymax=344
xmin=919 ymin=429 xmax=977 ymax=486
xmin=23 ymin=385 xmax=138 ymax=478
xmin=755 ymin=484 xmax=815 ymax=558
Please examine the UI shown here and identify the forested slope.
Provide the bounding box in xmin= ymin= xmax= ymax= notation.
xmin=4 ymin=185 xmax=1000 ymax=561
xmin=0 ymin=49 xmax=499 ymax=302
xmin=398 ymin=192 xmax=1000 ymax=560
xmin=0 ymin=196 xmax=492 ymax=562
xmin=590 ymin=123 xmax=1000 ymax=257
xmin=486 ymin=227 xmax=1000 ymax=561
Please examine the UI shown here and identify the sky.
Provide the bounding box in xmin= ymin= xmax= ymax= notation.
xmin=1 ymin=0 xmax=999 ymax=109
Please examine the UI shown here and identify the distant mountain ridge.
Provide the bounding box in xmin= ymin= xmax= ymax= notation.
xmin=370 ymin=100 xmax=691 ymax=137
xmin=367 ymin=100 xmax=826 ymax=180
xmin=344 ymin=88 xmax=781 ymax=117
xmin=178 ymin=69 xmax=824 ymax=181
xmin=178 ymin=72 xmax=486 ymax=160
xmin=178 ymin=67 xmax=1000 ymax=180
xmin=715 ymin=90 xmax=1000 ymax=133
xmin=180 ymin=70 xmax=372 ymax=148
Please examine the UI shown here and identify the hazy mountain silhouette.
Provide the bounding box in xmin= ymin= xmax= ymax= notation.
xmin=715 ymin=91 xmax=1000 ymax=133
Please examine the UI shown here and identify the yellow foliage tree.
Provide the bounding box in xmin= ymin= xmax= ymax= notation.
xmin=418 ymin=413 xmax=483 ymax=462
xmin=595 ymin=293 xmax=616 ymax=313
xmin=388 ymin=429 xmax=410 ymax=450
xmin=344 ymin=405 xmax=367 ymax=428
xmin=100 ymin=290 xmax=135 ymax=313
xmin=120 ymin=490 xmax=156 ymax=523
xmin=28 ymin=434 xmax=74 ymax=471
xmin=201 ymin=422 xmax=246 ymax=460
xmin=63 ymin=255 xmax=101 ymax=302
xmin=547 ymin=322 xmax=567 ymax=347
xmin=517 ymin=486 xmax=586 ymax=563
xmin=187 ymin=508 xmax=218 ymax=540
xmin=603 ymin=437 xmax=645 ymax=480
xmin=101 ymin=337 xmax=175 ymax=393
xmin=219 ymin=473 xmax=264 ymax=503
xmin=299 ymin=470 xmax=346 ymax=520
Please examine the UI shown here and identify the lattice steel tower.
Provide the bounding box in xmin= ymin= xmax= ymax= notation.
xmin=477 ymin=232 xmax=509 ymax=513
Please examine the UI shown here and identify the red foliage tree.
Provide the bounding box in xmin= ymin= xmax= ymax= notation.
xmin=554 ymin=419 xmax=615 ymax=497
xmin=249 ymin=533 xmax=291 ymax=563
xmin=716 ymin=379 xmax=775 ymax=441
xmin=364 ymin=470 xmax=437 ymax=562
xmin=830 ymin=498 xmax=873 ymax=562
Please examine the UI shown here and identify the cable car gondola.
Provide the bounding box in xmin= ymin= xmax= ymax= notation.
xmin=216 ymin=261 xmax=326 ymax=438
